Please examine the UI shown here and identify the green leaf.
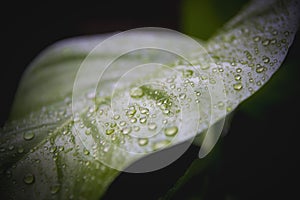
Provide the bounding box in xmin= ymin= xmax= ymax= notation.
xmin=1 ymin=0 xmax=299 ymax=199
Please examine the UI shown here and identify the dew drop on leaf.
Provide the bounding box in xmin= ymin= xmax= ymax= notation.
xmin=17 ymin=146 xmax=24 ymax=154
xmin=139 ymin=117 xmax=147 ymax=124
xmin=256 ymin=65 xmax=265 ymax=73
xmin=126 ymin=109 xmax=136 ymax=118
xmin=179 ymin=93 xmax=186 ymax=99
xmin=164 ymin=126 xmax=178 ymax=137
xmin=148 ymin=123 xmax=157 ymax=131
xmin=138 ymin=138 xmax=148 ymax=146
xmin=182 ymin=69 xmax=194 ymax=78
xmin=83 ymin=148 xmax=90 ymax=155
xmin=130 ymin=117 xmax=137 ymax=123
xmin=113 ymin=115 xmax=120 ymax=120
xmin=130 ymin=87 xmax=144 ymax=98
xmin=140 ymin=107 xmax=149 ymax=114
xmin=233 ymin=83 xmax=243 ymax=91
xmin=236 ymin=68 xmax=242 ymax=73
xmin=119 ymin=121 xmax=126 ymax=126
xmin=23 ymin=132 xmax=35 ymax=141
xmin=262 ymin=39 xmax=270 ymax=46
xmin=85 ymin=129 xmax=91 ymax=135
xmin=263 ymin=56 xmax=270 ymax=63
xmin=23 ymin=173 xmax=35 ymax=184
xmin=50 ymin=147 xmax=57 ymax=154
xmin=105 ymin=129 xmax=114 ymax=135
xmin=122 ymin=127 xmax=132 ymax=135
xmin=8 ymin=145 xmax=14 ymax=151
xmin=133 ymin=126 xmax=140 ymax=132
xmin=253 ymin=36 xmax=261 ymax=42
xmin=234 ymin=74 xmax=242 ymax=81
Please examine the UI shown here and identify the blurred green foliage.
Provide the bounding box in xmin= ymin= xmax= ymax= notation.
xmin=180 ymin=0 xmax=249 ymax=40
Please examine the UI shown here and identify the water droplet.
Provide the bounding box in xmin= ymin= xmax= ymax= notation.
xmin=85 ymin=129 xmax=91 ymax=135
xmin=160 ymin=103 xmax=167 ymax=110
xmin=8 ymin=145 xmax=14 ymax=151
xmin=83 ymin=148 xmax=90 ymax=155
xmin=103 ymin=146 xmax=110 ymax=152
xmin=262 ymin=39 xmax=270 ymax=46
xmin=120 ymin=121 xmax=126 ymax=126
xmin=126 ymin=109 xmax=136 ymax=118
xmin=253 ymin=36 xmax=261 ymax=42
xmin=130 ymin=87 xmax=144 ymax=98
xmin=256 ymin=81 xmax=262 ymax=86
xmin=218 ymin=67 xmax=224 ymax=72
xmin=17 ymin=147 xmax=24 ymax=154
xmin=133 ymin=126 xmax=140 ymax=132
xmin=113 ymin=115 xmax=120 ymax=120
xmin=138 ymin=138 xmax=148 ymax=146
xmin=50 ymin=146 xmax=57 ymax=153
xmin=23 ymin=132 xmax=35 ymax=141
xmin=248 ymin=87 xmax=254 ymax=93
xmin=122 ymin=127 xmax=132 ymax=135
xmin=148 ymin=123 xmax=157 ymax=131
xmin=183 ymin=70 xmax=193 ymax=78
xmin=270 ymin=38 xmax=277 ymax=45
xmin=226 ymin=106 xmax=232 ymax=112
xmin=163 ymin=109 xmax=170 ymax=115
xmin=234 ymin=74 xmax=242 ymax=81
xmin=262 ymin=57 xmax=270 ymax=63
xmin=272 ymin=30 xmax=278 ymax=35
xmin=23 ymin=173 xmax=35 ymax=184
xmin=179 ymin=93 xmax=186 ymax=99
xmin=140 ymin=107 xmax=149 ymax=114
xmin=106 ymin=129 xmax=114 ymax=135
xmin=216 ymin=102 xmax=224 ymax=110
xmin=233 ymin=83 xmax=243 ymax=91
xmin=284 ymin=31 xmax=289 ymax=37
xmin=139 ymin=117 xmax=147 ymax=124
xmin=110 ymin=122 xmax=117 ymax=128
xmin=236 ymin=68 xmax=242 ymax=73
xmin=244 ymin=50 xmax=252 ymax=59
xmin=256 ymin=65 xmax=265 ymax=73
xmin=281 ymin=39 xmax=287 ymax=44
xmin=164 ymin=126 xmax=178 ymax=137
xmin=130 ymin=117 xmax=137 ymax=123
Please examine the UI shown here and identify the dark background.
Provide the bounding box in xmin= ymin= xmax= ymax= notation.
xmin=1 ymin=0 xmax=299 ymax=199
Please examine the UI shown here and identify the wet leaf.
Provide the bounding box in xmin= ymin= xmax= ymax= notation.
xmin=1 ymin=0 xmax=299 ymax=199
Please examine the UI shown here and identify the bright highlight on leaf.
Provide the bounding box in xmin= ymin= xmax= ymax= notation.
xmin=1 ymin=0 xmax=299 ymax=199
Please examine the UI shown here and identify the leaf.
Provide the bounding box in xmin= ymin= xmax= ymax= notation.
xmin=0 ymin=0 xmax=299 ymax=199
